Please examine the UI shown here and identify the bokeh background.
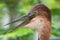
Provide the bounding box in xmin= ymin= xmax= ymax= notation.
xmin=0 ymin=0 xmax=60 ymax=38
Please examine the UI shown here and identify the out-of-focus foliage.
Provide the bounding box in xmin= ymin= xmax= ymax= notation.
xmin=0 ymin=3 xmax=10 ymax=35
xmin=0 ymin=27 xmax=36 ymax=40
xmin=0 ymin=0 xmax=60 ymax=38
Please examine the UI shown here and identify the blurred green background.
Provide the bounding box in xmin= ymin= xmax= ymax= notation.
xmin=0 ymin=0 xmax=60 ymax=38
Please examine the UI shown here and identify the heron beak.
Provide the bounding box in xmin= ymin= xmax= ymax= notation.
xmin=4 ymin=12 xmax=34 ymax=26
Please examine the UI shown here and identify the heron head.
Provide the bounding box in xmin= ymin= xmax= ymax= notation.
xmin=29 ymin=4 xmax=51 ymax=21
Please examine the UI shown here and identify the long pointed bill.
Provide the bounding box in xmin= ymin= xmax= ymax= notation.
xmin=4 ymin=12 xmax=34 ymax=26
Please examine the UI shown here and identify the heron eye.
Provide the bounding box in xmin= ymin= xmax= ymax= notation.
xmin=33 ymin=11 xmax=38 ymax=14
xmin=33 ymin=11 xmax=38 ymax=16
